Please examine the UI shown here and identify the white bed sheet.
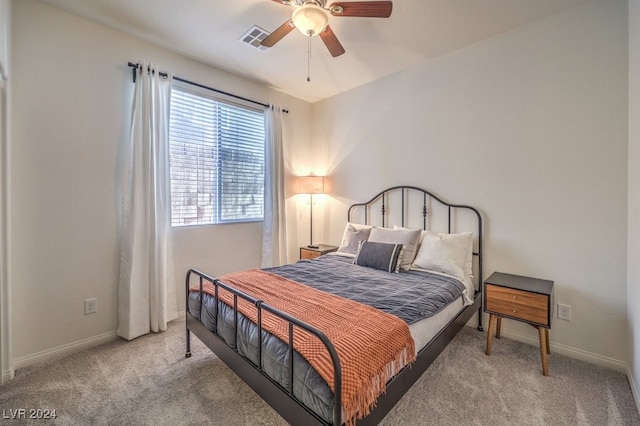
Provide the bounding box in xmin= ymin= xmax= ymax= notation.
xmin=326 ymin=251 xmax=468 ymax=356
xmin=409 ymin=295 xmax=465 ymax=355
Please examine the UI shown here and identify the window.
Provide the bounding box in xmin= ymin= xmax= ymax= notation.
xmin=169 ymin=83 xmax=266 ymax=226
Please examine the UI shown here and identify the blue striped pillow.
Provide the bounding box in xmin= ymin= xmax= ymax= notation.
xmin=353 ymin=241 xmax=403 ymax=273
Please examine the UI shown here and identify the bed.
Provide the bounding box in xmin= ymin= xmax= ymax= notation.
xmin=185 ymin=185 xmax=483 ymax=425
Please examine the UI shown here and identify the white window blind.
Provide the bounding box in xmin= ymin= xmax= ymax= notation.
xmin=169 ymin=84 xmax=265 ymax=226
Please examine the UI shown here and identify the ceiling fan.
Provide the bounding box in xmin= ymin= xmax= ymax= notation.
xmin=261 ymin=0 xmax=393 ymax=57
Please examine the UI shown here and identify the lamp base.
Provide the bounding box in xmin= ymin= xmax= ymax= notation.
xmin=307 ymin=244 xmax=320 ymax=249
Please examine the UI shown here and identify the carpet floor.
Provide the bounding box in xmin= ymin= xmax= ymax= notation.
xmin=1 ymin=319 xmax=638 ymax=425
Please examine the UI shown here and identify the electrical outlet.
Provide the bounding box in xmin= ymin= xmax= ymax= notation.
xmin=84 ymin=298 xmax=97 ymax=315
xmin=557 ymin=303 xmax=571 ymax=321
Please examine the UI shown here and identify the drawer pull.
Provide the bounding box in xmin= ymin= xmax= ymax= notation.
xmin=513 ymin=309 xmax=517 ymax=313
xmin=513 ymin=296 xmax=517 ymax=299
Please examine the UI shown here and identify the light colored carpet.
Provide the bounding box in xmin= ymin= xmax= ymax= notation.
xmin=1 ymin=319 xmax=638 ymax=425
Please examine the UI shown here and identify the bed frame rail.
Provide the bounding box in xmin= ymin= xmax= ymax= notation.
xmin=185 ymin=269 xmax=342 ymax=426
xmin=185 ymin=185 xmax=484 ymax=425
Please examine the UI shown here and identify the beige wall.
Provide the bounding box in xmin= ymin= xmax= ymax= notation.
xmin=10 ymin=0 xmax=311 ymax=364
xmin=0 ymin=0 xmax=11 ymax=383
xmin=309 ymin=0 xmax=629 ymax=368
xmin=628 ymin=0 xmax=640 ymax=407
xmin=0 ymin=0 xmax=8 ymax=75
xmin=8 ymin=0 xmax=635 ymax=383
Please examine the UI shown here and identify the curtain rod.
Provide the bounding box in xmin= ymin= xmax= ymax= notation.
xmin=127 ymin=62 xmax=288 ymax=114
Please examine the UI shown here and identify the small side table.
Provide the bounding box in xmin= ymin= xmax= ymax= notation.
xmin=484 ymin=272 xmax=554 ymax=376
xmin=299 ymin=244 xmax=338 ymax=260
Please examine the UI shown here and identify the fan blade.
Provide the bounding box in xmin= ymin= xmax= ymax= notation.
xmin=261 ymin=19 xmax=295 ymax=47
xmin=320 ymin=25 xmax=345 ymax=57
xmin=328 ymin=1 xmax=393 ymax=18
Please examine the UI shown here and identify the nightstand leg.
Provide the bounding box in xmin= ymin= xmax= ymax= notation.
xmin=538 ymin=327 xmax=549 ymax=376
xmin=495 ymin=317 xmax=502 ymax=339
xmin=486 ymin=314 xmax=496 ymax=356
xmin=545 ymin=328 xmax=550 ymax=354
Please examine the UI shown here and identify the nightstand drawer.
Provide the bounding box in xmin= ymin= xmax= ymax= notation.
xmin=299 ymin=244 xmax=338 ymax=260
xmin=300 ymin=249 xmax=321 ymax=260
xmin=484 ymin=272 xmax=554 ymax=376
xmin=485 ymin=284 xmax=549 ymax=326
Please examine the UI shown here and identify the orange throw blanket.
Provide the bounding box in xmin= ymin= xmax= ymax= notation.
xmin=191 ymin=269 xmax=416 ymax=425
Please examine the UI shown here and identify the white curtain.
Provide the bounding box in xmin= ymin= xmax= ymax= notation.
xmin=117 ymin=62 xmax=177 ymax=340
xmin=262 ymin=105 xmax=287 ymax=267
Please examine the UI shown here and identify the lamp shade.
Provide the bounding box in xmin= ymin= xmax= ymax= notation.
xmin=298 ymin=175 xmax=324 ymax=194
xmin=292 ymin=3 xmax=329 ymax=36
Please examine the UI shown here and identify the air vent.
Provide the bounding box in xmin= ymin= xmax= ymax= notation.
xmin=239 ymin=26 xmax=270 ymax=52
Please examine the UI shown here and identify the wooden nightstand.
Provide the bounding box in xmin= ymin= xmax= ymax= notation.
xmin=484 ymin=272 xmax=554 ymax=376
xmin=299 ymin=244 xmax=338 ymax=260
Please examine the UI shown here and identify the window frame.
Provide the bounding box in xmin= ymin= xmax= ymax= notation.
xmin=168 ymin=81 xmax=266 ymax=227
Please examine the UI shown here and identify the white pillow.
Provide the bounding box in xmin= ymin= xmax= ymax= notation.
xmin=368 ymin=227 xmax=422 ymax=271
xmin=412 ymin=231 xmax=473 ymax=280
xmin=337 ymin=223 xmax=373 ymax=255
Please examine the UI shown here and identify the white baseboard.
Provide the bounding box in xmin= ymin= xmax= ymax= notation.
xmin=13 ymin=330 xmax=117 ymax=371
xmin=471 ymin=321 xmax=627 ymax=373
xmin=2 ymin=367 xmax=14 ymax=382
xmin=485 ymin=324 xmax=637 ymax=412
xmin=10 ymin=317 xmax=186 ymax=375
xmin=535 ymin=332 xmax=625 ymax=373
xmin=627 ymin=364 xmax=640 ymax=418
xmin=7 ymin=315 xmax=629 ymax=378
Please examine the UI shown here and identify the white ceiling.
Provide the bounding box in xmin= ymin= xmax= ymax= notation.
xmin=38 ymin=0 xmax=589 ymax=103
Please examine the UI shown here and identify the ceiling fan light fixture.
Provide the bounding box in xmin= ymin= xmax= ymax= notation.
xmin=292 ymin=3 xmax=329 ymax=36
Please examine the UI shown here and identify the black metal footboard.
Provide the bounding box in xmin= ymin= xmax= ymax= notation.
xmin=185 ymin=268 xmax=342 ymax=426
xmin=185 ymin=185 xmax=484 ymax=425
xmin=185 ymin=266 xmax=482 ymax=425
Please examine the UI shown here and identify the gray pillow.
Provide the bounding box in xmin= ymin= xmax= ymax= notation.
xmin=337 ymin=223 xmax=373 ymax=254
xmin=368 ymin=227 xmax=422 ymax=271
xmin=353 ymin=241 xmax=403 ymax=273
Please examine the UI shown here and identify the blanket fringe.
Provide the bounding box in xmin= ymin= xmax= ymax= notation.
xmin=191 ymin=271 xmax=416 ymax=426
xmin=344 ymin=347 xmax=414 ymax=425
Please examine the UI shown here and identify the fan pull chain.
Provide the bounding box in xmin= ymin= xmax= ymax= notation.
xmin=307 ymin=35 xmax=311 ymax=82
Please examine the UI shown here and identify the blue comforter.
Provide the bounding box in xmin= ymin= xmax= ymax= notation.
xmin=188 ymin=254 xmax=465 ymax=423
xmin=265 ymin=254 xmax=465 ymax=324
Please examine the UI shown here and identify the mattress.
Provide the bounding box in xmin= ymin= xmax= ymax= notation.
xmin=187 ymin=254 xmax=467 ymax=423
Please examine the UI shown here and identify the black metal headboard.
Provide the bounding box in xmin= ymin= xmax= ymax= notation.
xmin=347 ymin=185 xmax=483 ymax=289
